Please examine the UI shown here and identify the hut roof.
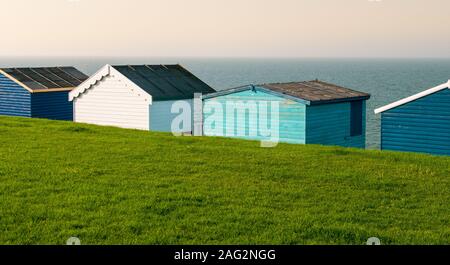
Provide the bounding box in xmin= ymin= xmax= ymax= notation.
xmin=0 ymin=67 xmax=88 ymax=92
xmin=374 ymin=80 xmax=450 ymax=114
xmin=112 ymin=65 xmax=215 ymax=101
xmin=204 ymin=80 xmax=370 ymax=105
xmin=261 ymin=80 xmax=370 ymax=105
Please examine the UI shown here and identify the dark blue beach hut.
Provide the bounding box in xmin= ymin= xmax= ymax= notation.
xmin=0 ymin=67 xmax=88 ymax=120
xmin=202 ymin=80 xmax=371 ymax=148
xmin=375 ymin=80 xmax=450 ymax=156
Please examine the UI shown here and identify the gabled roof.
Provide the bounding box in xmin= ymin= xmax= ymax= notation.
xmin=374 ymin=80 xmax=450 ymax=114
xmin=69 ymin=64 xmax=152 ymax=102
xmin=0 ymin=67 xmax=88 ymax=93
xmin=203 ymin=80 xmax=370 ymax=105
xmin=112 ymin=64 xmax=215 ymax=101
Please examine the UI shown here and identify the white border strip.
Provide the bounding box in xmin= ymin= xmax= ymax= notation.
xmin=109 ymin=66 xmax=152 ymax=103
xmin=374 ymin=80 xmax=450 ymax=114
xmin=69 ymin=64 xmax=152 ymax=103
xmin=69 ymin=64 xmax=111 ymax=101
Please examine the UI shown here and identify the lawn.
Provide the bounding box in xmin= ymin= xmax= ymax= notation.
xmin=0 ymin=116 xmax=449 ymax=245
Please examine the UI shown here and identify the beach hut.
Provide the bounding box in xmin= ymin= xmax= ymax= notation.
xmin=69 ymin=64 xmax=215 ymax=132
xmin=202 ymin=80 xmax=370 ymax=148
xmin=374 ymin=80 xmax=450 ymax=155
xmin=0 ymin=67 xmax=88 ymax=120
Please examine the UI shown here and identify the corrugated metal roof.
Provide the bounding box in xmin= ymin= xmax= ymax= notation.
xmin=112 ymin=64 xmax=215 ymax=101
xmin=261 ymin=80 xmax=370 ymax=104
xmin=0 ymin=67 xmax=88 ymax=91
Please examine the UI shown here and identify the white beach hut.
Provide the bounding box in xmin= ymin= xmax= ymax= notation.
xmin=69 ymin=64 xmax=215 ymax=132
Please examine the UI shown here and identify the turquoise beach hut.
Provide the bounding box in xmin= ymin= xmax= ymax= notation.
xmin=202 ymin=80 xmax=371 ymax=148
xmin=375 ymin=80 xmax=450 ymax=156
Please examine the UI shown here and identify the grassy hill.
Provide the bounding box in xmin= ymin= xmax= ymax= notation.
xmin=0 ymin=116 xmax=449 ymax=245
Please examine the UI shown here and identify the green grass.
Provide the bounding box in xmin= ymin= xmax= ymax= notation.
xmin=0 ymin=116 xmax=449 ymax=245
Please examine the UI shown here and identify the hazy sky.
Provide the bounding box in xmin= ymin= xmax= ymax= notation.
xmin=1 ymin=0 xmax=449 ymax=58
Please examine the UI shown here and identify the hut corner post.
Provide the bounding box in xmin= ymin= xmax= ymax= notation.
xmin=193 ymin=93 xmax=203 ymax=136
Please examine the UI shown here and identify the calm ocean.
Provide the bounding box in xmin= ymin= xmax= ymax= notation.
xmin=1 ymin=57 xmax=450 ymax=149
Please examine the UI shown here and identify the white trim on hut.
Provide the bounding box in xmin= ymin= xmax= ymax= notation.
xmin=374 ymin=80 xmax=450 ymax=114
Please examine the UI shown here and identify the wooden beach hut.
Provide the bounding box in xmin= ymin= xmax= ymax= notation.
xmin=69 ymin=64 xmax=215 ymax=132
xmin=374 ymin=80 xmax=450 ymax=155
xmin=0 ymin=67 xmax=88 ymax=120
xmin=202 ymin=80 xmax=371 ymax=148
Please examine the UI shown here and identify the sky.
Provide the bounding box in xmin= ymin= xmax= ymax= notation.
xmin=0 ymin=0 xmax=449 ymax=58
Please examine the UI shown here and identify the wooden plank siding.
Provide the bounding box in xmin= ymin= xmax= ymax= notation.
xmin=31 ymin=91 xmax=73 ymax=121
xmin=203 ymin=89 xmax=306 ymax=144
xmin=73 ymin=75 xmax=150 ymax=130
xmin=305 ymin=101 xmax=366 ymax=148
xmin=381 ymin=89 xmax=450 ymax=155
xmin=0 ymin=72 xmax=31 ymax=117
xmin=150 ymin=99 xmax=194 ymax=133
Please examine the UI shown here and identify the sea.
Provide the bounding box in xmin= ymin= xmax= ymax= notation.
xmin=1 ymin=57 xmax=450 ymax=149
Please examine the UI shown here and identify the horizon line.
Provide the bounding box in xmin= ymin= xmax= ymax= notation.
xmin=1 ymin=55 xmax=450 ymax=60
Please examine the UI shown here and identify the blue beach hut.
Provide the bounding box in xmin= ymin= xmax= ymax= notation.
xmin=375 ymin=80 xmax=450 ymax=156
xmin=202 ymin=80 xmax=371 ymax=148
xmin=0 ymin=67 xmax=88 ymax=120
